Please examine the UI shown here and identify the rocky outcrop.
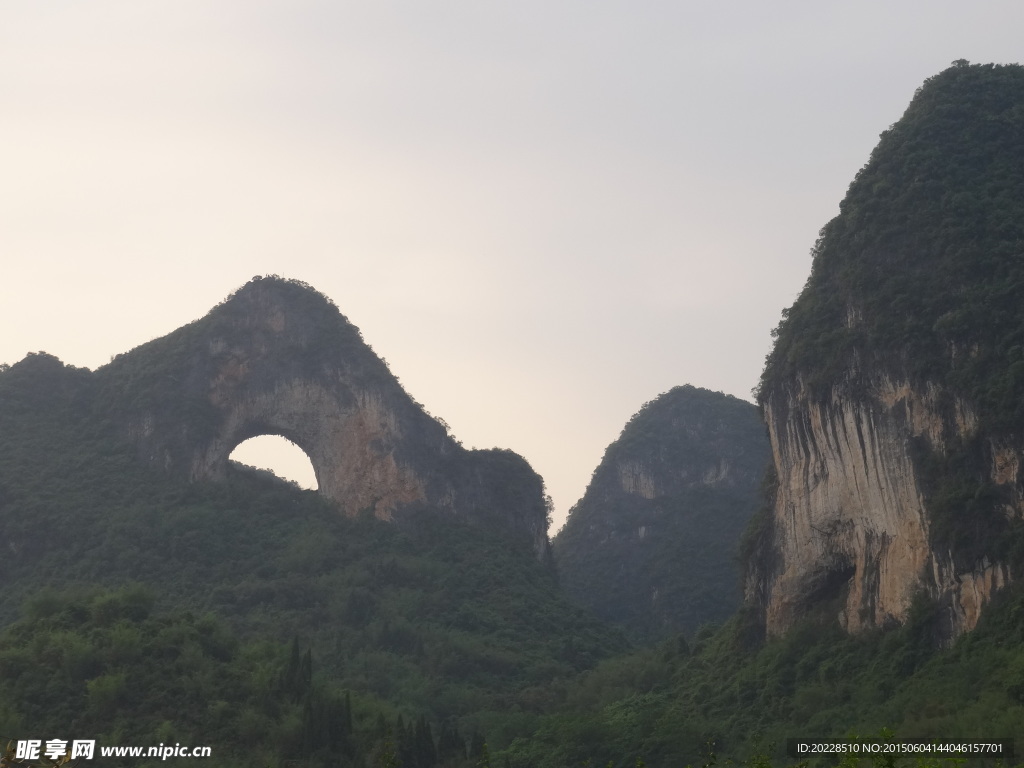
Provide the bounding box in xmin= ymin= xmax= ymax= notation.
xmin=749 ymin=63 xmax=1024 ymax=641
xmin=753 ymin=374 xmax=1014 ymax=638
xmin=95 ymin=276 xmax=551 ymax=560
xmin=554 ymin=386 xmax=770 ymax=640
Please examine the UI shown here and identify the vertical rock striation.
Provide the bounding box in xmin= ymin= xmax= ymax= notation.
xmin=756 ymin=374 xmax=1011 ymax=637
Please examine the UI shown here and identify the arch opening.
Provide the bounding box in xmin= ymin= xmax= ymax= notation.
xmin=229 ymin=434 xmax=319 ymax=491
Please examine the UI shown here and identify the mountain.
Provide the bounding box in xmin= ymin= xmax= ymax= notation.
xmin=748 ymin=61 xmax=1024 ymax=641
xmin=0 ymin=279 xmax=629 ymax=761
xmin=94 ymin=275 xmax=550 ymax=560
xmin=553 ymin=386 xmax=770 ymax=641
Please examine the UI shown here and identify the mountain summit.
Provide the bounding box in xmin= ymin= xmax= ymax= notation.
xmin=93 ymin=275 xmax=551 ymax=559
xmin=554 ymin=385 xmax=769 ymax=640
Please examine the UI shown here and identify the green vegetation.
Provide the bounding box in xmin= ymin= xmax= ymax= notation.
xmin=762 ymin=62 xmax=1024 ymax=414
xmin=0 ymin=587 xmax=496 ymax=767
xmin=6 ymin=579 xmax=1024 ymax=766
xmin=0 ymin=353 xmax=626 ymax=756
xmin=502 ymin=585 xmax=1024 ymax=767
xmin=5 ymin=346 xmax=1024 ymax=765
xmin=555 ymin=386 xmax=769 ymax=641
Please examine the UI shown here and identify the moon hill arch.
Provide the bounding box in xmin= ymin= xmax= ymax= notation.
xmin=95 ymin=276 xmax=551 ymax=561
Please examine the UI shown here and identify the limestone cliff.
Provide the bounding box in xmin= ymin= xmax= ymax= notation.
xmin=93 ymin=276 xmax=551 ymax=560
xmin=752 ymin=375 xmax=1011 ymax=638
xmin=748 ymin=62 xmax=1024 ymax=640
xmin=554 ymin=386 xmax=770 ymax=640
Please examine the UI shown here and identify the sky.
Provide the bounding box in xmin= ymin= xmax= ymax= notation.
xmin=2 ymin=2 xmax=1023 ymax=532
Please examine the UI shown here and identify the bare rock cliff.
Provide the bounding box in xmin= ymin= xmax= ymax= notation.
xmin=94 ymin=276 xmax=551 ymax=560
xmin=754 ymin=375 xmax=1010 ymax=639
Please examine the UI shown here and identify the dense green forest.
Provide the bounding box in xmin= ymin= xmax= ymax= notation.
xmin=761 ymin=61 xmax=1024 ymax=419
xmin=502 ymin=587 xmax=1024 ymax=767
xmin=5 ymin=576 xmax=1024 ymax=766
xmin=0 ymin=352 xmax=627 ymax=764
xmin=0 ymin=587 xmax=502 ymax=767
xmin=4 ymin=349 xmax=1024 ymax=767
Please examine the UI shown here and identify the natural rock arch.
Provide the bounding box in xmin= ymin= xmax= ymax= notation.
xmin=199 ymin=377 xmax=430 ymax=519
xmin=95 ymin=276 xmax=551 ymax=559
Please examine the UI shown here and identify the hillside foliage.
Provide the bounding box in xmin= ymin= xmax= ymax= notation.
xmin=554 ymin=386 xmax=769 ymax=641
xmin=0 ymin=353 xmax=626 ymax=757
xmin=0 ymin=588 xmax=498 ymax=768
xmin=761 ymin=62 xmax=1024 ymax=416
xmin=503 ymin=586 xmax=1024 ymax=767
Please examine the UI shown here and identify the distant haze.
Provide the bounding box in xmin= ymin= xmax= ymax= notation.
xmin=3 ymin=2 xmax=1023 ymax=531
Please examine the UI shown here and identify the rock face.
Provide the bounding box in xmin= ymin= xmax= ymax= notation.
xmin=554 ymin=386 xmax=770 ymax=640
xmin=748 ymin=63 xmax=1024 ymax=640
xmin=754 ymin=375 xmax=1010 ymax=638
xmin=94 ymin=276 xmax=551 ymax=560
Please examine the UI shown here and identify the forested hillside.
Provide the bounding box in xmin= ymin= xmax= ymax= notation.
xmin=554 ymin=386 xmax=769 ymax=641
xmin=503 ymin=584 xmax=1024 ymax=767
xmin=0 ymin=351 xmax=627 ymax=765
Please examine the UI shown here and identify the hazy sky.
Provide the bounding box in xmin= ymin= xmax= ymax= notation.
xmin=3 ymin=2 xmax=1022 ymax=531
